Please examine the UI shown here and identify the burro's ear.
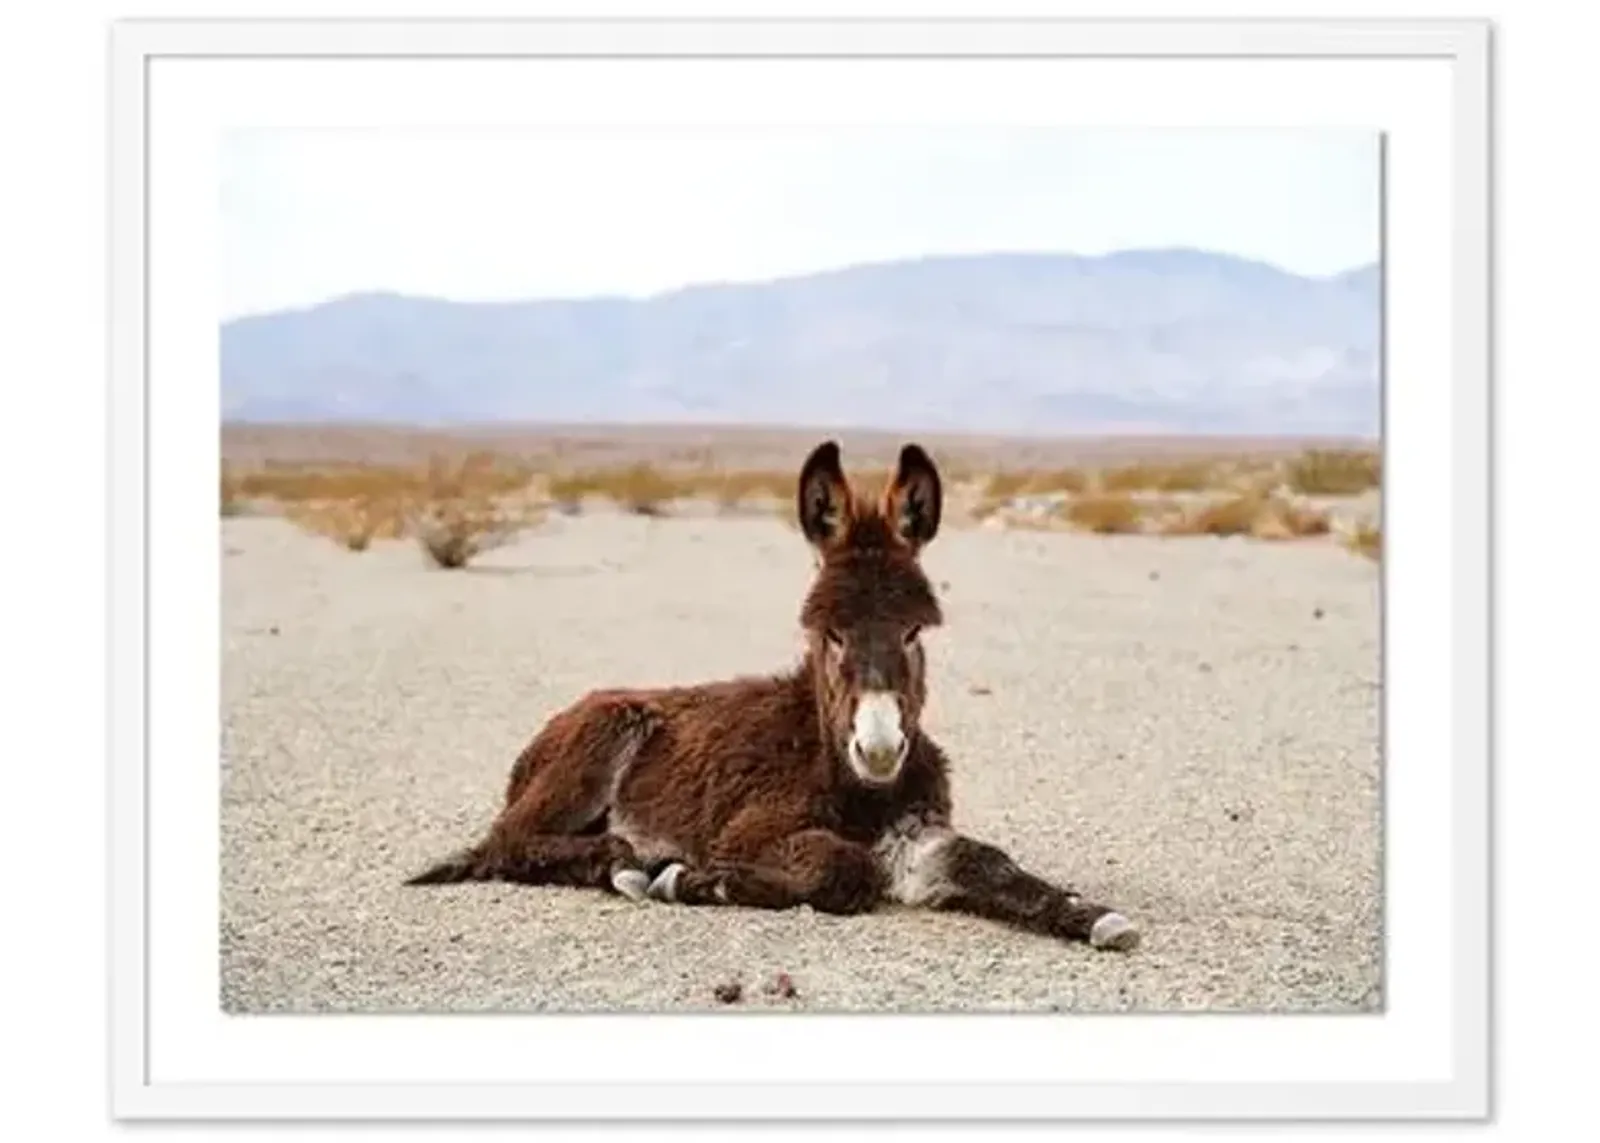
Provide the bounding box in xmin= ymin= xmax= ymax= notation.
xmin=797 ymin=440 xmax=852 ymax=547
xmin=883 ymin=443 xmax=943 ymax=548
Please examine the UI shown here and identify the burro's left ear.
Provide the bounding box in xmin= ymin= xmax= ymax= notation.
xmin=883 ymin=443 xmax=943 ymax=549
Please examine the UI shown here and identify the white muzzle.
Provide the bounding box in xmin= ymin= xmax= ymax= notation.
xmin=848 ymin=691 xmax=908 ymax=783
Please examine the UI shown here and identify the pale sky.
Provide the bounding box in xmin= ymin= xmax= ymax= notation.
xmin=220 ymin=126 xmax=1379 ymax=320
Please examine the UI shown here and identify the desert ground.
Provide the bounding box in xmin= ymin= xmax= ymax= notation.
xmin=220 ymin=436 xmax=1382 ymax=1013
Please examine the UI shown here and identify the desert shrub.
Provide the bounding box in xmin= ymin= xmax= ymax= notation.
xmin=1035 ymin=467 xmax=1092 ymax=495
xmin=413 ymin=497 xmax=529 ymax=569
xmin=710 ymin=469 xmax=791 ymax=511
xmin=236 ymin=462 xmax=419 ymax=504
xmin=1254 ymin=499 xmax=1332 ymax=541
xmin=331 ymin=502 xmax=378 ymax=551
xmin=261 ymin=451 xmax=540 ymax=565
xmin=366 ymin=498 xmax=410 ymax=539
xmin=1169 ymin=494 xmax=1258 ymax=537
xmin=1285 ymin=449 xmax=1381 ymax=496
xmin=1099 ymin=460 xmax=1222 ymax=494
xmin=422 ymin=450 xmax=533 ymax=501
xmin=982 ymin=467 xmax=1089 ymax=499
xmin=229 ymin=450 xmax=536 ymax=509
xmin=220 ymin=467 xmax=246 ymax=517
xmin=546 ymin=472 xmax=599 ymax=515
xmin=1060 ymin=494 xmax=1146 ymax=535
xmin=974 ymin=467 xmax=1090 ymax=521
xmin=593 ymin=463 xmax=683 ymax=516
xmin=982 ymin=470 xmax=1032 ymax=501
xmin=284 ymin=496 xmax=404 ymax=551
xmin=1166 ymin=493 xmax=1331 ymax=540
xmin=1345 ymin=522 xmax=1382 ymax=561
xmin=544 ymin=464 xmax=690 ymax=517
xmin=1220 ymin=463 xmax=1283 ymax=497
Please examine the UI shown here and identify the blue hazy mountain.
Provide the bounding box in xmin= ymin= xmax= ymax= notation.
xmin=221 ymin=248 xmax=1380 ymax=437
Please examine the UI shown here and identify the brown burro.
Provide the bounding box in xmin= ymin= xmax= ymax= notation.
xmin=405 ymin=440 xmax=1141 ymax=952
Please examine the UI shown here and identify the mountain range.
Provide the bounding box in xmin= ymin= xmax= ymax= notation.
xmin=220 ymin=249 xmax=1381 ymax=437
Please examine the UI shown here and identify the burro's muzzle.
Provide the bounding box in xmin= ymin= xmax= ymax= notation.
xmin=848 ymin=691 xmax=908 ymax=784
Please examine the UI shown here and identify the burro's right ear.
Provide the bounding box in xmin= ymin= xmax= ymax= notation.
xmin=797 ymin=440 xmax=853 ymax=547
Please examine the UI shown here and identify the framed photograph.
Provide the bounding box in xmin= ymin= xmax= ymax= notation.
xmin=109 ymin=15 xmax=1492 ymax=1122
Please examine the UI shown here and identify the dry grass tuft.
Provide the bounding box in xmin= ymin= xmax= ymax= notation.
xmin=1285 ymin=448 xmax=1381 ymax=496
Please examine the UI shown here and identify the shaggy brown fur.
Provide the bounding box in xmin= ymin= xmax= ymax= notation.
xmin=406 ymin=441 xmax=1140 ymax=951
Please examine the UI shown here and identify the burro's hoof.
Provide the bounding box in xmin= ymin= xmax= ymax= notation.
xmin=647 ymin=862 xmax=686 ymax=903
xmin=611 ymin=867 xmax=651 ymax=903
xmin=1088 ymin=912 xmax=1141 ymax=951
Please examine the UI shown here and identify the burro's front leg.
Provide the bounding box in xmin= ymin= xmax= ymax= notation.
xmin=874 ymin=817 xmax=1140 ymax=951
xmin=625 ymin=828 xmax=886 ymax=917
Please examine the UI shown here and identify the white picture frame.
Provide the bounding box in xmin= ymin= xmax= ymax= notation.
xmin=109 ymin=15 xmax=1492 ymax=1123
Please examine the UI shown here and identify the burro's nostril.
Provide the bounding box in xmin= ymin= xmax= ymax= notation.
xmin=857 ymin=738 xmax=902 ymax=763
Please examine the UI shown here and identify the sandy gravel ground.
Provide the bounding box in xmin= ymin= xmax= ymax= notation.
xmin=221 ymin=509 xmax=1382 ymax=1013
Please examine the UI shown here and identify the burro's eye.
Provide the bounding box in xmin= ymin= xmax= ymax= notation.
xmin=825 ymin=629 xmax=845 ymax=649
xmin=903 ymin=625 xmax=922 ymax=646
